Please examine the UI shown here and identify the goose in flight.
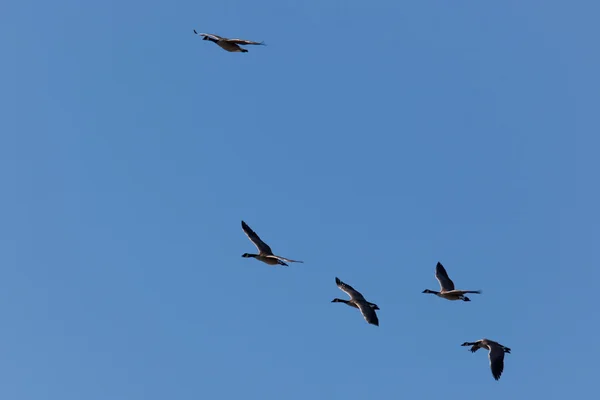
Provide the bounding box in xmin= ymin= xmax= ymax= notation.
xmin=332 ymin=277 xmax=380 ymax=326
xmin=422 ymin=262 xmax=481 ymax=301
xmin=193 ymin=30 xmax=265 ymax=53
xmin=461 ymin=339 xmax=511 ymax=380
xmin=241 ymin=220 xmax=303 ymax=266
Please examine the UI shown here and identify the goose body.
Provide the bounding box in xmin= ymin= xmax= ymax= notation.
xmin=422 ymin=262 xmax=481 ymax=301
xmin=240 ymin=220 xmax=303 ymax=266
xmin=332 ymin=277 xmax=380 ymax=326
xmin=461 ymin=339 xmax=511 ymax=380
xmin=194 ymin=30 xmax=265 ymax=53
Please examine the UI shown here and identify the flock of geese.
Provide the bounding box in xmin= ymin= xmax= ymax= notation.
xmin=193 ymin=29 xmax=511 ymax=382
xmin=240 ymin=220 xmax=511 ymax=381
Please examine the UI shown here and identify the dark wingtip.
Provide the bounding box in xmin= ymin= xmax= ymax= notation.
xmin=193 ymin=29 xmax=198 ymax=34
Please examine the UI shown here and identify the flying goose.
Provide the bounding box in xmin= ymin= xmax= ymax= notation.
xmin=461 ymin=339 xmax=511 ymax=380
xmin=193 ymin=30 xmax=265 ymax=53
xmin=422 ymin=262 xmax=481 ymax=301
xmin=332 ymin=277 xmax=380 ymax=326
xmin=241 ymin=220 xmax=303 ymax=266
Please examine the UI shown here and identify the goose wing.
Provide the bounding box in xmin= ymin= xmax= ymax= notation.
xmin=335 ymin=277 xmax=366 ymax=301
xmin=241 ymin=221 xmax=273 ymax=255
xmin=469 ymin=343 xmax=482 ymax=353
xmin=356 ymin=301 xmax=379 ymax=326
xmin=271 ymin=255 xmax=303 ymax=264
xmin=435 ymin=262 xmax=455 ymax=291
xmin=194 ymin=32 xmax=223 ymax=41
xmin=462 ymin=339 xmax=484 ymax=352
xmin=227 ymin=38 xmax=265 ymax=46
xmin=488 ymin=344 xmax=506 ymax=380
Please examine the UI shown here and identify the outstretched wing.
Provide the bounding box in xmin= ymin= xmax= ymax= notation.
xmin=435 ymin=262 xmax=455 ymax=291
xmin=263 ymin=256 xmax=288 ymax=266
xmin=488 ymin=344 xmax=506 ymax=380
xmin=356 ymin=302 xmax=379 ymax=326
xmin=227 ymin=38 xmax=265 ymax=46
xmin=241 ymin=220 xmax=273 ymax=255
xmin=272 ymin=255 xmax=303 ymax=264
xmin=335 ymin=277 xmax=366 ymax=301
xmin=194 ymin=31 xmax=223 ymax=41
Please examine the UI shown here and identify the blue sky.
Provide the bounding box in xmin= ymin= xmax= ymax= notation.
xmin=2 ymin=1 xmax=599 ymax=399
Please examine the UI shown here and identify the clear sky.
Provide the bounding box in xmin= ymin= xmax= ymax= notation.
xmin=2 ymin=1 xmax=599 ymax=399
